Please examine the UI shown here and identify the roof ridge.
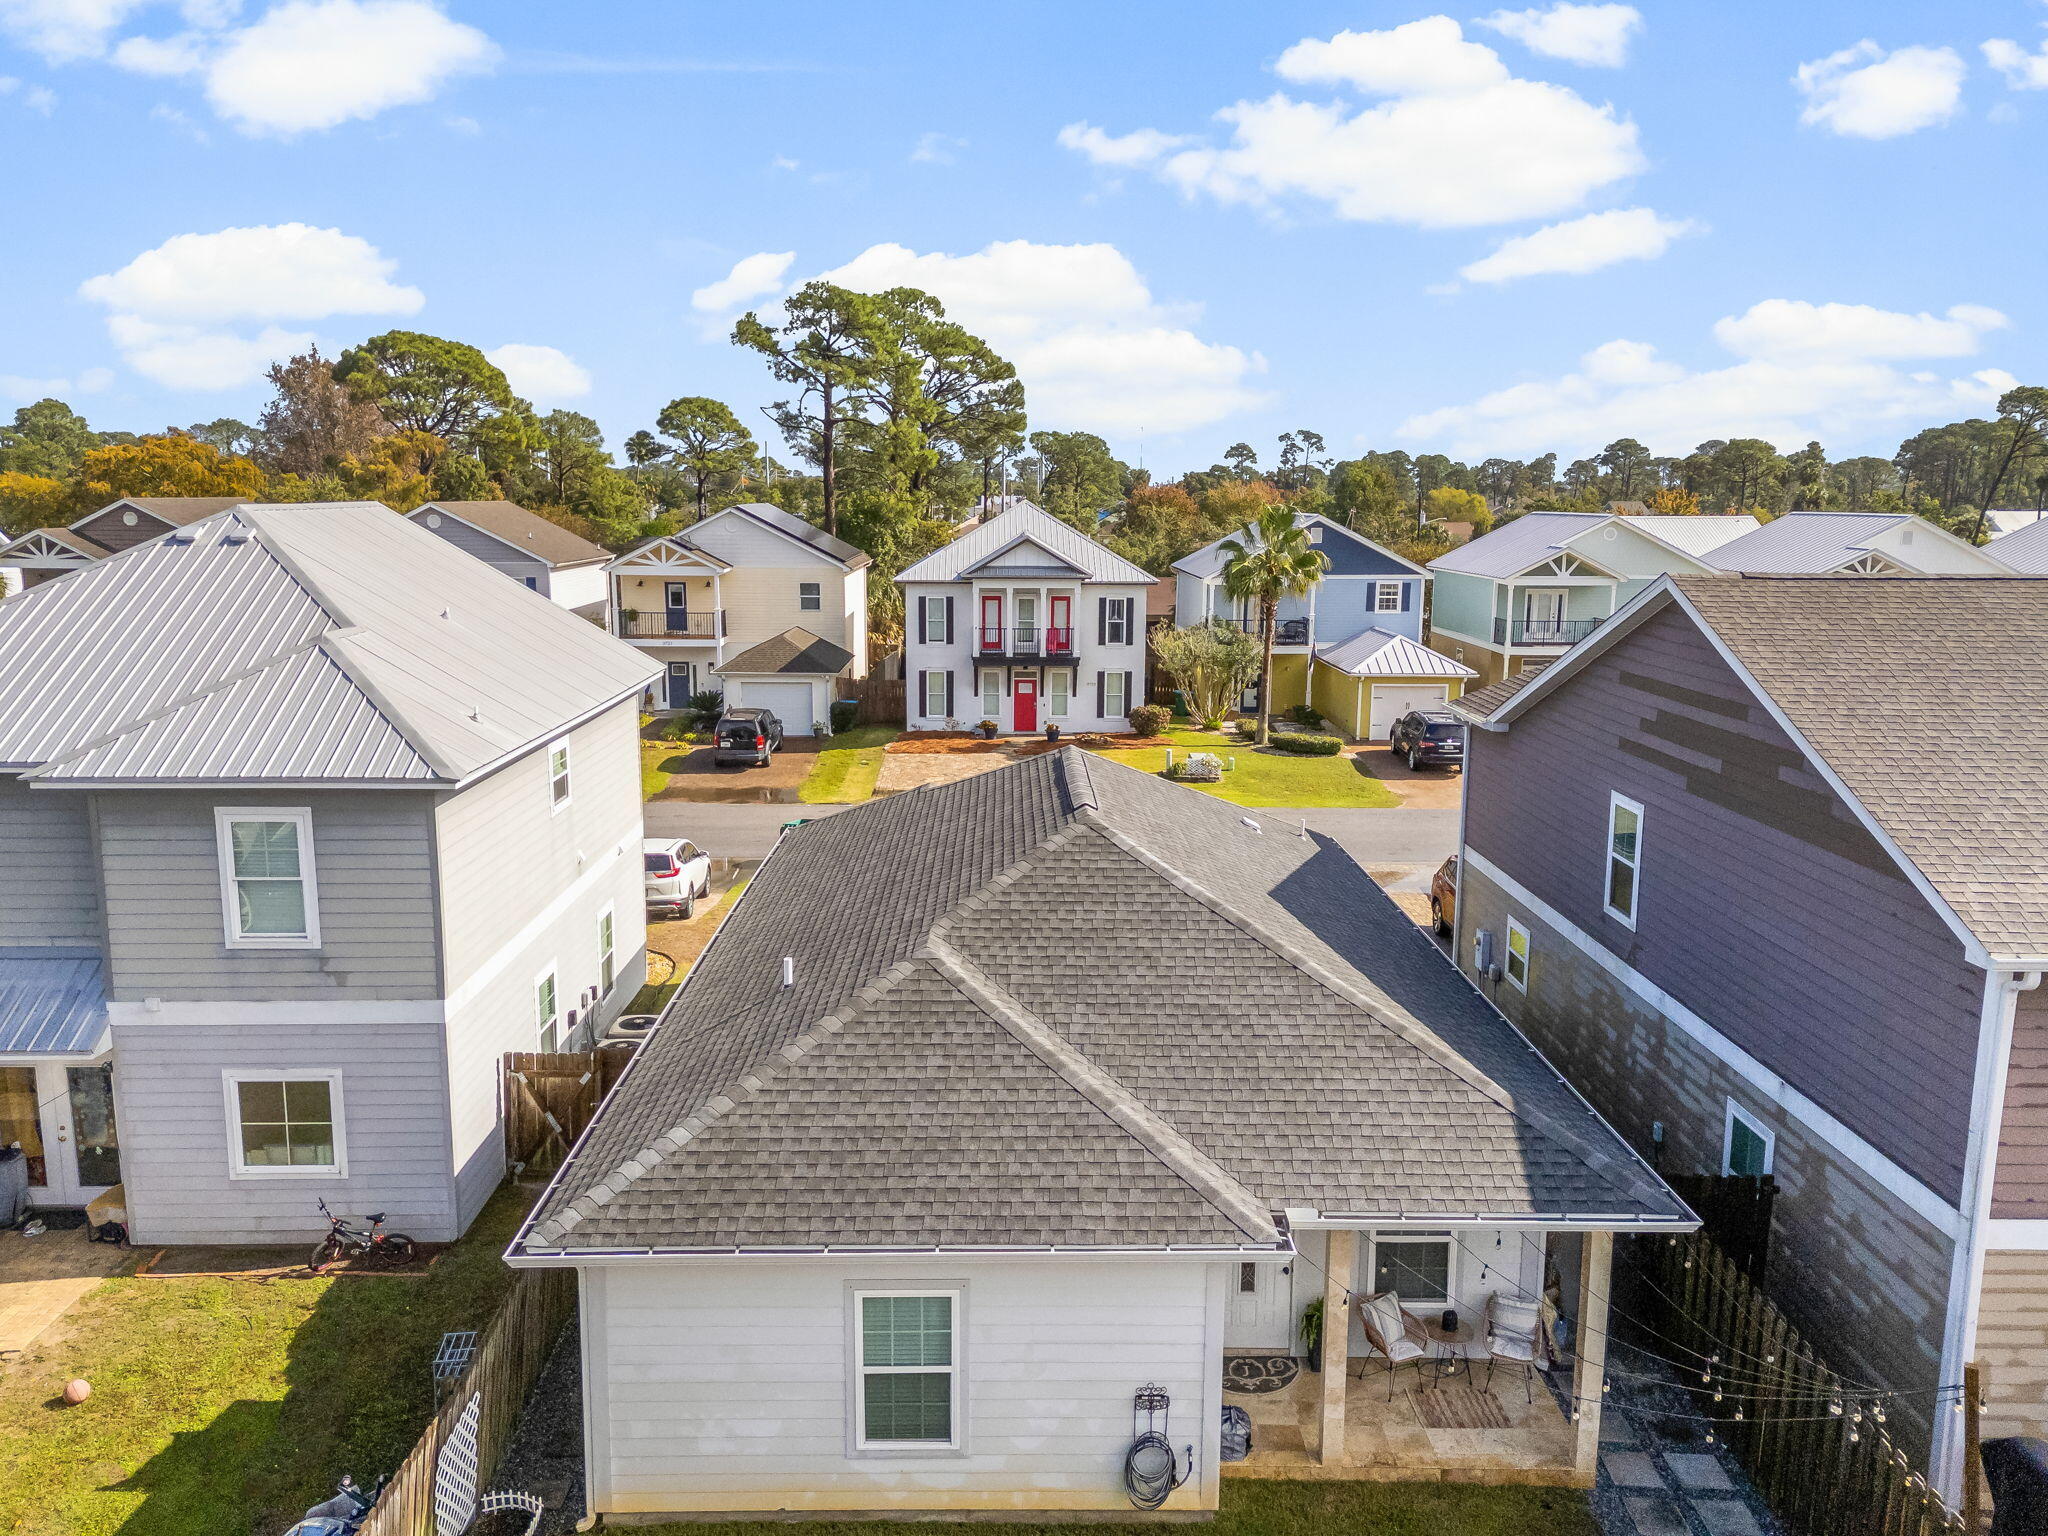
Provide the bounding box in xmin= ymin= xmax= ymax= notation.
xmin=1056 ymin=745 xmax=1098 ymax=811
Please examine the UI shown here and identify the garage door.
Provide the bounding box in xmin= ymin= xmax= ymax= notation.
xmin=1368 ymin=683 xmax=1450 ymax=739
xmin=737 ymin=682 xmax=816 ymax=735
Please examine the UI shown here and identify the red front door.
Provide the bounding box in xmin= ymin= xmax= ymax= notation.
xmin=979 ymin=594 xmax=1003 ymax=653
xmin=1047 ymin=595 xmax=1072 ymax=655
xmin=1013 ymin=675 xmax=1038 ymax=732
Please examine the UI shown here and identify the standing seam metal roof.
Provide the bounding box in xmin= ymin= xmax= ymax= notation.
xmin=896 ymin=500 xmax=1156 ymax=585
xmin=0 ymin=951 xmax=110 ymax=1056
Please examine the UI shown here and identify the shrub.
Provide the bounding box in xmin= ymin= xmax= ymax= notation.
xmin=1234 ymin=718 xmax=1258 ymax=740
xmin=1287 ymin=703 xmax=1326 ymax=731
xmin=1126 ymin=703 xmax=1171 ymax=737
xmin=1269 ymin=732 xmax=1342 ymax=756
xmin=687 ymin=689 xmax=725 ymax=719
xmin=664 ymin=714 xmax=696 ymax=742
xmin=829 ymin=699 xmax=858 ymax=734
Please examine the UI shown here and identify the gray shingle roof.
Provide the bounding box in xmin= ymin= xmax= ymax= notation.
xmin=77 ymin=496 xmax=251 ymax=533
xmin=411 ymin=501 xmax=613 ymax=568
xmin=715 ymin=627 xmax=855 ymax=677
xmin=0 ymin=502 xmax=659 ymax=784
xmin=1450 ymin=663 xmax=1551 ymax=721
xmin=0 ymin=950 xmax=108 ymax=1056
xmin=897 ymin=500 xmax=1155 ymax=585
xmin=517 ymin=750 xmax=1686 ymax=1256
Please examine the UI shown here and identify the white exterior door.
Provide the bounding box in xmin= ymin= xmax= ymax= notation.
xmin=1224 ymin=1258 xmax=1295 ymax=1349
xmin=1520 ymin=587 xmax=1568 ymax=641
xmin=737 ymin=681 xmax=815 ymax=735
xmin=1369 ymin=683 xmax=1450 ymax=738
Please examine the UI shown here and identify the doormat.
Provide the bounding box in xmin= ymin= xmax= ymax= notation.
xmin=1223 ymin=1355 xmax=1300 ymax=1394
xmin=1411 ymin=1385 xmax=1510 ymax=1430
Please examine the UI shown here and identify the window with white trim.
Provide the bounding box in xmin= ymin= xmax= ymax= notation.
xmin=1604 ymin=793 xmax=1642 ymax=927
xmin=923 ymin=670 xmax=948 ymax=718
xmin=799 ymin=581 xmax=822 ymax=612
xmin=548 ymin=740 xmax=571 ymax=810
xmin=536 ymin=968 xmax=561 ymax=1051
xmin=225 ymin=1071 xmax=343 ymax=1176
xmin=1376 ymin=582 xmax=1403 ymax=612
xmin=979 ymin=672 xmax=1000 ymax=720
xmin=1368 ymin=1231 xmax=1454 ymax=1305
xmin=1102 ymin=671 xmax=1128 ymax=718
xmin=1046 ymin=670 xmax=1069 ymax=716
xmin=1505 ymin=918 xmax=1530 ymax=990
xmin=597 ymin=907 xmax=616 ymax=997
xmin=1723 ymin=1101 xmax=1774 ymax=1177
xmin=215 ymin=808 xmax=319 ymax=948
xmin=922 ymin=595 xmax=950 ymax=644
xmin=1104 ymin=598 xmax=1132 ymax=645
xmin=855 ymin=1290 xmax=959 ymax=1447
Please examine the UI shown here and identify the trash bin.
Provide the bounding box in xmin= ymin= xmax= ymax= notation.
xmin=1984 ymin=1436 xmax=2048 ymax=1534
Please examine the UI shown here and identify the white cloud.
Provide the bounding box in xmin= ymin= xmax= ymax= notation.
xmin=81 ymin=222 xmax=422 ymax=389
xmin=110 ymin=29 xmax=208 ymax=73
xmin=0 ymin=366 xmax=112 ymax=403
xmin=910 ymin=130 xmax=965 ymax=164
xmin=0 ymin=75 xmax=57 ymax=112
xmin=691 ymin=251 xmax=795 ymax=316
xmin=814 ymin=239 xmax=1267 ymax=435
xmin=1476 ymin=4 xmax=1641 ymax=68
xmin=1984 ymin=31 xmax=2048 ymax=91
xmin=1062 ymin=17 xmax=1642 ymax=228
xmin=1458 ymin=207 xmax=1697 ymax=284
xmin=0 ymin=0 xmax=152 ymax=61
xmin=487 ymin=343 xmax=590 ymax=405
xmin=1400 ymin=298 xmax=2013 ymax=457
xmin=1794 ymin=41 xmax=1965 ymax=139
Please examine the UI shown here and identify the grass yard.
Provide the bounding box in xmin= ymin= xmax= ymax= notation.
xmin=629 ymin=1479 xmax=1598 ymax=1536
xmin=0 ymin=1184 xmax=534 ymax=1536
xmin=1088 ymin=729 xmax=1400 ymax=809
xmin=799 ymin=725 xmax=900 ymax=803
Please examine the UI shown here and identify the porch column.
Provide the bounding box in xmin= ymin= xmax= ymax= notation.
xmin=1317 ymin=1228 xmax=1355 ymax=1464
xmin=1571 ymin=1230 xmax=1614 ymax=1486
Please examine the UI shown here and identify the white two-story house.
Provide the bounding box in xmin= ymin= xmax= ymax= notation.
xmin=0 ymin=502 xmax=659 ymax=1244
xmin=896 ymin=500 xmax=1154 ymax=732
xmin=403 ymin=499 xmax=613 ymax=615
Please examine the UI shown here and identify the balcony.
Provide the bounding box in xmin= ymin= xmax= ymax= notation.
xmin=1493 ymin=616 xmax=1602 ymax=647
xmin=619 ymin=610 xmax=724 ymax=641
xmin=975 ymin=624 xmax=1078 ymax=663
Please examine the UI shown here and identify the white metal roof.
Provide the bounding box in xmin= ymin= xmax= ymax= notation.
xmin=1618 ymin=514 xmax=1761 ymax=559
xmin=1989 ymin=518 xmax=2048 ymax=574
xmin=897 ymin=499 xmax=1155 ymax=585
xmin=0 ymin=950 xmax=109 ymax=1057
xmin=0 ymin=502 xmax=659 ymax=785
xmin=1427 ymin=512 xmax=1758 ymax=578
xmin=1314 ymin=627 xmax=1478 ymax=678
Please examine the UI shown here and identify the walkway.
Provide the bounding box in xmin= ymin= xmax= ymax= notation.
xmin=0 ymin=1224 xmax=129 ymax=1360
xmin=1593 ymin=1363 xmax=1783 ymax=1536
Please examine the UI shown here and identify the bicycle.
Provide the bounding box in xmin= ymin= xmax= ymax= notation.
xmin=308 ymin=1199 xmax=418 ymax=1274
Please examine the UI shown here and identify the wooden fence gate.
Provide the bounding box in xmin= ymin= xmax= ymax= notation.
xmin=837 ymin=675 xmax=904 ymax=726
xmin=502 ymin=1049 xmax=632 ymax=1178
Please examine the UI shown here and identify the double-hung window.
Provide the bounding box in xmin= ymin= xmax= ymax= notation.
xmin=1102 ymin=670 xmax=1129 ymax=719
xmin=1369 ymin=1231 xmax=1454 ymax=1305
xmin=799 ymin=581 xmax=822 ymax=612
xmin=923 ymin=670 xmax=949 ymax=719
xmin=216 ymin=808 xmax=319 ymax=948
xmin=1104 ymin=598 xmax=1132 ymax=645
xmin=922 ymin=595 xmax=951 ymax=645
xmin=1504 ymin=918 xmax=1530 ymax=990
xmin=536 ymin=968 xmax=561 ymax=1052
xmin=225 ymin=1071 xmax=343 ymax=1177
xmin=979 ymin=672 xmax=1001 ymax=721
xmin=1604 ymin=793 xmax=1642 ymax=927
xmin=597 ymin=907 xmax=616 ymax=996
xmin=548 ymin=740 xmax=572 ymax=810
xmin=1046 ymin=670 xmax=1069 ymax=717
xmin=1376 ymin=582 xmax=1403 ymax=613
xmin=855 ymin=1290 xmax=959 ymax=1448
xmin=1723 ymin=1101 xmax=1774 ymax=1177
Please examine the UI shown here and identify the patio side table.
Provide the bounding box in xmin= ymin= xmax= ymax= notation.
xmin=1411 ymin=1311 xmax=1478 ymax=1384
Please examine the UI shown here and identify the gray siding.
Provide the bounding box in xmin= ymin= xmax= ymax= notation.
xmin=112 ymin=1015 xmax=456 ymax=1242
xmin=1996 ymin=985 xmax=2048 ymax=1217
xmin=1464 ymin=602 xmax=1980 ymax=1200
xmin=0 ymin=776 xmax=99 ymax=947
xmin=93 ymin=789 xmax=440 ymax=1003
xmin=71 ymin=505 xmax=173 ymax=553
xmin=410 ymin=511 xmax=552 ymax=595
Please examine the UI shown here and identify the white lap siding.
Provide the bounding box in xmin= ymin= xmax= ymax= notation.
xmin=578 ymin=1257 xmax=1225 ymax=1518
xmin=902 ymin=582 xmax=1148 ymax=732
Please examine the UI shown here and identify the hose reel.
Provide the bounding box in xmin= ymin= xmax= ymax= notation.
xmin=1123 ymin=1383 xmax=1195 ymax=1510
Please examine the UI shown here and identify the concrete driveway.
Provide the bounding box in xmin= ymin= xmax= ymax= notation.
xmin=651 ymin=736 xmax=819 ymax=804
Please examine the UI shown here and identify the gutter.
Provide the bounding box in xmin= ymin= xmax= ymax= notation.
xmin=508 ymin=1241 xmax=1292 ymax=1268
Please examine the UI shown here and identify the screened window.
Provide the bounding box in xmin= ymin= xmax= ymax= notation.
xmin=923 ymin=670 xmax=948 ymax=718
xmin=227 ymin=1074 xmax=340 ymax=1175
xmin=1505 ymin=918 xmax=1530 ymax=990
xmin=1046 ymin=670 xmax=1069 ymax=716
xmin=923 ymin=596 xmax=950 ymax=644
xmin=1370 ymin=1232 xmax=1453 ymax=1304
xmin=799 ymin=581 xmax=822 ymax=612
xmin=536 ymin=969 xmax=561 ymax=1052
xmin=216 ymin=809 xmax=317 ymax=947
xmin=1103 ymin=671 xmax=1128 ymax=718
xmin=1605 ymin=793 xmax=1642 ymax=927
xmin=598 ymin=908 xmax=616 ymax=996
xmin=1376 ymin=582 xmax=1403 ymax=613
xmin=549 ymin=741 xmax=572 ymax=809
xmin=1723 ymin=1102 xmax=1774 ymax=1177
xmin=857 ymin=1292 xmax=957 ymax=1447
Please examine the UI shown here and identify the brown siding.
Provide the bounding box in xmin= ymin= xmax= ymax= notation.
xmin=1464 ymin=602 xmax=1980 ymax=1201
xmin=1978 ymin=1250 xmax=2048 ymax=1444
xmin=71 ymin=504 xmax=175 ymax=552
xmin=1995 ymin=986 xmax=2048 ymax=1216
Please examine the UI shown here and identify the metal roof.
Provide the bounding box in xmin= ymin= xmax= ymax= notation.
xmin=1988 ymin=519 xmax=2048 ymax=574
xmin=1427 ymin=512 xmax=1757 ymax=578
xmin=1173 ymin=512 xmax=1422 ymax=580
xmin=410 ymin=501 xmax=613 ymax=568
xmin=897 ymin=500 xmax=1155 ymax=585
xmin=1314 ymin=627 xmax=1477 ymax=678
xmin=0 ymin=502 xmax=659 ymax=785
xmin=0 ymin=950 xmax=109 ymax=1057
xmin=1619 ymin=514 xmax=1762 ymax=559
xmin=1698 ymin=512 xmax=1999 ymax=574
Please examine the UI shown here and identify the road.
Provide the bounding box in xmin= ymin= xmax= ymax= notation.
xmin=648 ymin=797 xmax=1457 ymax=867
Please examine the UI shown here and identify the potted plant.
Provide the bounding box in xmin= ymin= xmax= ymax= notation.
xmin=1045 ymin=722 xmax=1061 ymax=742
xmin=979 ymin=719 xmax=999 ymax=739
xmin=1299 ymin=1296 xmax=1326 ymax=1373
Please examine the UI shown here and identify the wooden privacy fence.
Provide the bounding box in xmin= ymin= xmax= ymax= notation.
xmin=1630 ymin=1229 xmax=1966 ymax=1536
xmin=837 ymin=675 xmax=904 ymax=726
xmin=1664 ymin=1172 xmax=1777 ymax=1281
xmin=358 ymin=1266 xmax=577 ymax=1536
xmin=503 ymin=1049 xmax=631 ymax=1178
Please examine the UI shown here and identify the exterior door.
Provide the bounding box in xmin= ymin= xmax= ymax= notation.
xmin=1224 ymin=1259 xmax=1294 ymax=1349
xmin=1520 ymin=587 xmax=1567 ymax=641
xmin=61 ymin=1064 xmax=119 ymax=1199
xmin=665 ymin=662 xmax=693 ymax=708
xmin=1047 ymin=595 xmax=1072 ymax=655
xmin=664 ymin=582 xmax=690 ymax=634
xmin=979 ymin=594 xmax=1003 ymax=652
xmin=0 ymin=1067 xmax=45 ymax=1190
xmin=1013 ymin=675 xmax=1038 ymax=732
xmin=1014 ymin=595 xmax=1038 ymax=653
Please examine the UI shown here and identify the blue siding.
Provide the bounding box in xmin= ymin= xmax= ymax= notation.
xmin=1315 ymin=577 xmax=1422 ymax=643
xmin=1315 ymin=527 xmax=1419 ymax=576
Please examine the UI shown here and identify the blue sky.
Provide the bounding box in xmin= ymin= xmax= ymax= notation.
xmin=3 ymin=0 xmax=2045 ymax=476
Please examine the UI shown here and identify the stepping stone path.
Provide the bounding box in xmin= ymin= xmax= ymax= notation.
xmin=1592 ymin=1402 xmax=1777 ymax=1536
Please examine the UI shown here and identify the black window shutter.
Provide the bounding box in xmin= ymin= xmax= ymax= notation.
xmin=918 ymin=669 xmax=929 ymax=715
xmin=917 ymin=599 xmax=928 ymax=645
xmin=1124 ymin=671 xmax=1133 ymax=714
xmin=1365 ymin=581 xmax=1377 ymax=612
xmin=1095 ymin=670 xmax=1105 ymax=717
xmin=1401 ymin=581 xmax=1413 ymax=612
xmin=944 ymin=670 xmax=954 ymax=717
xmin=944 ymin=595 xmax=954 ymax=645
xmin=1097 ymin=597 xmax=1108 ymax=645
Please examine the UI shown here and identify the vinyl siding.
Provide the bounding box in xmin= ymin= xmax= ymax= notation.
xmin=71 ymin=505 xmax=173 ymax=553
xmin=93 ymin=788 xmax=440 ymax=1003
xmin=409 ymin=512 xmax=552 ymax=593
xmin=0 ymin=775 xmax=99 ymax=947
xmin=1426 ymin=570 xmax=1495 ymax=642
xmin=1463 ymin=602 xmax=1980 ymax=1200
xmin=580 ymin=1257 xmax=1222 ymax=1516
xmin=1977 ymin=1250 xmax=2048 ymax=1446
xmin=1995 ymin=985 xmax=2048 ymax=1217
xmin=435 ymin=701 xmax=647 ymax=1229
xmin=1313 ymin=576 xmax=1422 ymax=644
xmin=689 ymin=512 xmax=856 ymax=657
xmin=111 ymin=1015 xmax=456 ymax=1242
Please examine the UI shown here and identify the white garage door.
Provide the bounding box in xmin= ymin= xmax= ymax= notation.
xmin=1368 ymin=683 xmax=1450 ymax=738
xmin=736 ymin=682 xmax=816 ymax=735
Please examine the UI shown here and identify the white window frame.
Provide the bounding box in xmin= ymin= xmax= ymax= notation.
xmin=1504 ymin=917 xmax=1530 ymax=991
xmin=214 ymin=807 xmax=320 ymax=949
xmin=1722 ymin=1100 xmax=1775 ymax=1177
xmin=1102 ymin=670 xmax=1128 ymax=719
xmin=850 ymin=1287 xmax=963 ymax=1453
xmin=1366 ymin=1230 xmax=1456 ymax=1307
xmin=536 ymin=965 xmax=561 ymax=1052
xmin=1104 ymin=598 xmax=1131 ymax=645
xmin=922 ymin=595 xmax=950 ymax=645
xmin=1046 ymin=670 xmax=1069 ymax=717
xmin=548 ymin=739 xmax=572 ymax=812
xmin=222 ymin=1069 xmax=346 ymax=1179
xmin=923 ymin=670 xmax=948 ymax=719
xmin=1375 ymin=582 xmax=1403 ymax=613
xmin=597 ymin=905 xmax=616 ymax=997
xmin=1603 ymin=792 xmax=1643 ymax=929
xmin=979 ymin=671 xmax=1000 ymax=721
xmin=799 ymin=580 xmax=822 ymax=612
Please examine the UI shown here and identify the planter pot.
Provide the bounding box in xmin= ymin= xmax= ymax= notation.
xmin=1305 ymin=1340 xmax=1323 ymax=1374
xmin=1045 ymin=724 xmax=1061 ymax=742
xmin=980 ymin=725 xmax=997 ymax=739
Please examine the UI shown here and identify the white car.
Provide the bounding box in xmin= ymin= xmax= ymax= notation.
xmin=644 ymin=837 xmax=710 ymax=917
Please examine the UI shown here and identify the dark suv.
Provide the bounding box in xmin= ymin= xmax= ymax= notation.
xmin=714 ymin=707 xmax=784 ymax=767
xmin=1388 ymin=709 xmax=1464 ymax=770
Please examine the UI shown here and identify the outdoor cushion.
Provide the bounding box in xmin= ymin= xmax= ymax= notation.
xmin=1487 ymin=1295 xmax=1542 ymax=1362
xmin=1361 ymin=1290 xmax=1424 ymax=1363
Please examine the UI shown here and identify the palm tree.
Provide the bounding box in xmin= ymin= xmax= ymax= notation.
xmin=1220 ymin=508 xmax=1327 ymax=745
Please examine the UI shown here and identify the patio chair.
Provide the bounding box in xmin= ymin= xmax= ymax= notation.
xmin=1352 ymin=1289 xmax=1430 ymax=1400
xmin=1483 ymin=1293 xmax=1543 ymax=1403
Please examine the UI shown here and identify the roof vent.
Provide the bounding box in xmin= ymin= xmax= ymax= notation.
xmin=781 ymin=957 xmax=795 ymax=988
xmin=1240 ymin=816 xmax=1261 ymax=833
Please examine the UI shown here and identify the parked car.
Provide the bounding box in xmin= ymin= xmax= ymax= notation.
xmin=1389 ymin=709 xmax=1465 ymax=770
xmin=1430 ymin=854 xmax=1458 ymax=938
xmin=714 ymin=707 xmax=784 ymax=767
xmin=645 ymin=837 xmax=710 ymax=917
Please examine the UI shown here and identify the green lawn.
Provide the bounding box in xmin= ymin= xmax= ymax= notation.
xmin=1089 ymin=729 xmax=1399 ymax=809
xmin=629 ymin=1479 xmax=1597 ymax=1536
xmin=800 ymin=725 xmax=900 ymax=803
xmin=0 ymin=1185 xmax=534 ymax=1536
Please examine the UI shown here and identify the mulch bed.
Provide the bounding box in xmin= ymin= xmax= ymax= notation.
xmin=888 ymin=731 xmax=1180 ymax=756
xmin=136 ymin=1244 xmax=447 ymax=1280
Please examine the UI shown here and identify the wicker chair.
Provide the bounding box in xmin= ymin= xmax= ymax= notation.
xmin=1352 ymin=1289 xmax=1430 ymax=1399
xmin=1484 ymin=1292 xmax=1543 ymax=1403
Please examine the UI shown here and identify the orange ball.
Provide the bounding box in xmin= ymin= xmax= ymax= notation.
xmin=62 ymin=1379 xmax=91 ymax=1405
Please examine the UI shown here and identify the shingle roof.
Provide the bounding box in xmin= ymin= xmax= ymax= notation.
xmin=715 ymin=626 xmax=855 ymax=677
xmin=1314 ymin=626 xmax=1477 ymax=678
xmin=1 ymin=527 xmax=108 ymax=560
xmin=726 ymin=502 xmax=871 ymax=569
xmin=1988 ymin=519 xmax=2048 ymax=574
xmin=0 ymin=502 xmax=659 ymax=784
xmin=80 ymin=496 xmax=251 ymax=531
xmin=0 ymin=950 xmax=108 ymax=1057
xmin=897 ymin=500 xmax=1155 ymax=585
xmin=516 ymin=750 xmax=1687 ymax=1256
xmin=1427 ymin=512 xmax=1758 ymax=577
xmin=1450 ymin=663 xmax=1551 ymax=721
xmin=411 ymin=501 xmax=613 ymax=568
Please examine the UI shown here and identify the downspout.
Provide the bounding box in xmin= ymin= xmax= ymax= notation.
xmin=1934 ymin=965 xmax=2044 ymax=1499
